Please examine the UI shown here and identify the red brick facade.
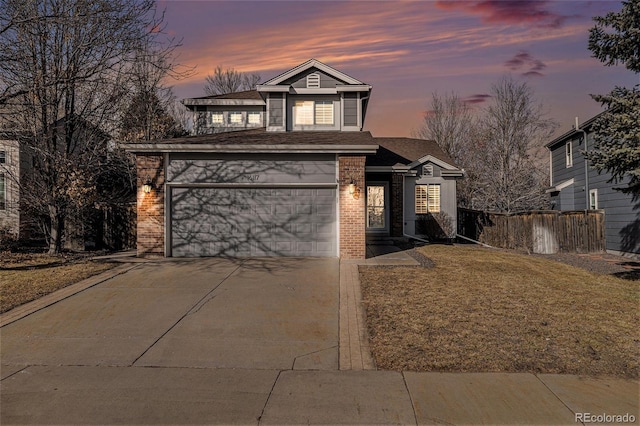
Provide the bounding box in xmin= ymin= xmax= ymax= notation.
xmin=136 ymin=154 xmax=165 ymax=256
xmin=339 ymin=155 xmax=366 ymax=259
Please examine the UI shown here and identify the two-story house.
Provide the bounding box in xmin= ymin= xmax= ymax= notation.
xmin=546 ymin=114 xmax=639 ymax=256
xmin=126 ymin=59 xmax=463 ymax=258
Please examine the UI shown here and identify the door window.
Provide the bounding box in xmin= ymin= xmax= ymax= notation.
xmin=367 ymin=185 xmax=385 ymax=229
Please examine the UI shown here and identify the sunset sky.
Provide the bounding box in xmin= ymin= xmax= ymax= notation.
xmin=160 ymin=0 xmax=638 ymax=138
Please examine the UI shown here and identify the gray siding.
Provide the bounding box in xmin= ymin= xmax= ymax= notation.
xmin=287 ymin=68 xmax=344 ymax=88
xmin=268 ymin=96 xmax=283 ymax=127
xmin=403 ymin=163 xmax=457 ymax=237
xmin=550 ymin=132 xmax=639 ymax=254
xmin=343 ymin=93 xmax=358 ymax=127
xmin=168 ymin=153 xmax=336 ymax=184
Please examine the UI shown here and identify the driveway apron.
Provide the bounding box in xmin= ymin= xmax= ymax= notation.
xmin=0 ymin=258 xmax=339 ymax=370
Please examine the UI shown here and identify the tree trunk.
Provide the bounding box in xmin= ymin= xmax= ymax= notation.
xmin=48 ymin=206 xmax=64 ymax=255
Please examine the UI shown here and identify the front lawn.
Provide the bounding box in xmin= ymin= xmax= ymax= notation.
xmin=0 ymin=252 xmax=117 ymax=313
xmin=360 ymin=245 xmax=640 ymax=378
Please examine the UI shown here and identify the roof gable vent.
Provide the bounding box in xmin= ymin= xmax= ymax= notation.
xmin=422 ymin=164 xmax=433 ymax=177
xmin=307 ymin=73 xmax=320 ymax=88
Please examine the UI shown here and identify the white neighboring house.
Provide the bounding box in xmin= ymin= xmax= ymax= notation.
xmin=0 ymin=139 xmax=21 ymax=237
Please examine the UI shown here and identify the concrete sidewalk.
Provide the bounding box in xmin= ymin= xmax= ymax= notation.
xmin=1 ymin=251 xmax=638 ymax=425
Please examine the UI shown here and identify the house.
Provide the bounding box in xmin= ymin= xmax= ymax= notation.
xmin=545 ymin=114 xmax=640 ymax=256
xmin=0 ymin=138 xmax=22 ymax=238
xmin=0 ymin=118 xmax=135 ymax=251
xmin=125 ymin=59 xmax=463 ymax=258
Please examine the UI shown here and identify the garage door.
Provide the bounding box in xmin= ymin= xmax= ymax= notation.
xmin=170 ymin=187 xmax=336 ymax=257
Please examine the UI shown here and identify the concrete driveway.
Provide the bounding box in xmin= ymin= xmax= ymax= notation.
xmin=1 ymin=257 xmax=339 ymax=371
xmin=3 ymin=255 xmax=637 ymax=425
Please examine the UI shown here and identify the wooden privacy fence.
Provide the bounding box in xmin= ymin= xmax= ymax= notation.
xmin=457 ymin=208 xmax=605 ymax=254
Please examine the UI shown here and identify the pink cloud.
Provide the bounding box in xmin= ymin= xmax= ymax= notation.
xmin=436 ymin=0 xmax=570 ymax=28
xmin=505 ymin=51 xmax=547 ymax=77
xmin=463 ymin=94 xmax=492 ymax=105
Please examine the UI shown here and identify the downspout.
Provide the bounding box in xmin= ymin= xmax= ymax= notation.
xmin=575 ymin=117 xmax=589 ymax=210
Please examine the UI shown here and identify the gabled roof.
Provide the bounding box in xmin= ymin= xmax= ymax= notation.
xmin=260 ymin=58 xmax=365 ymax=86
xmin=545 ymin=111 xmax=604 ymax=149
xmin=368 ymin=137 xmax=458 ymax=168
xmin=122 ymin=127 xmax=378 ymax=154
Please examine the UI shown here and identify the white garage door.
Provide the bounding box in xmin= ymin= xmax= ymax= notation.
xmin=170 ymin=187 xmax=336 ymax=257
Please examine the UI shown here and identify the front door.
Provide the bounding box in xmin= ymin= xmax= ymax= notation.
xmin=366 ymin=183 xmax=389 ymax=234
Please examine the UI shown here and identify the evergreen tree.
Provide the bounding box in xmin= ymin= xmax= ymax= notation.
xmin=587 ymin=0 xmax=640 ymax=195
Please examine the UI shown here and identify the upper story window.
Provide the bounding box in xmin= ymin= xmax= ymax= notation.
xmin=248 ymin=112 xmax=261 ymax=124
xmin=565 ymin=141 xmax=573 ymax=168
xmin=294 ymin=100 xmax=334 ymax=126
xmin=315 ymin=101 xmax=334 ymax=125
xmin=229 ymin=112 xmax=243 ymax=124
xmin=306 ymin=73 xmax=320 ymax=88
xmin=415 ymin=184 xmax=440 ymax=214
xmin=294 ymin=101 xmax=314 ymax=125
xmin=211 ymin=112 xmax=224 ymax=125
xmin=0 ymin=150 xmax=5 ymax=164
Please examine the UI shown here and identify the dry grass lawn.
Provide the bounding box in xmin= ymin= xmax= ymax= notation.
xmin=0 ymin=252 xmax=116 ymax=313
xmin=360 ymin=245 xmax=640 ymax=378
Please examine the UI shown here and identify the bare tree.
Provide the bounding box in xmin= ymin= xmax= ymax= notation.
xmin=203 ymin=65 xmax=261 ymax=96
xmin=0 ymin=0 xmax=183 ymax=253
xmin=414 ymin=92 xmax=476 ymax=165
xmin=473 ymin=77 xmax=557 ymax=212
xmin=416 ymin=79 xmax=556 ymax=212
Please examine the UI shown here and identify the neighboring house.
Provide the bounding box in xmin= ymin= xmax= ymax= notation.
xmin=0 ymin=118 xmax=135 ymax=250
xmin=126 ymin=59 xmax=463 ymax=258
xmin=0 ymin=139 xmax=22 ymax=237
xmin=546 ymin=114 xmax=640 ymax=256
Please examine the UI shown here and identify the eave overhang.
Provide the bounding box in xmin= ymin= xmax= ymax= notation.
xmin=182 ymin=98 xmax=265 ymax=107
xmin=256 ymin=85 xmax=290 ymax=92
xmin=545 ymin=178 xmax=574 ymax=193
xmin=123 ymin=143 xmax=379 ymax=155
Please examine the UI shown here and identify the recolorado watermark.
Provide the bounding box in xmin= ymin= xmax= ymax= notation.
xmin=575 ymin=413 xmax=636 ymax=423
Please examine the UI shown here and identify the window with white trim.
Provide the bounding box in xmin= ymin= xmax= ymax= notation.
xmin=0 ymin=174 xmax=5 ymax=210
xmin=211 ymin=112 xmax=223 ymax=125
xmin=307 ymin=73 xmax=320 ymax=88
xmin=248 ymin=112 xmax=261 ymax=124
xmin=315 ymin=101 xmax=334 ymax=125
xmin=415 ymin=184 xmax=440 ymax=214
xmin=294 ymin=100 xmax=334 ymax=126
xmin=589 ymin=189 xmax=598 ymax=210
xmin=229 ymin=112 xmax=243 ymax=124
xmin=294 ymin=101 xmax=314 ymax=125
xmin=565 ymin=141 xmax=573 ymax=167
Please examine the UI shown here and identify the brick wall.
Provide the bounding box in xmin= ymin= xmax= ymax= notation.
xmin=136 ymin=154 xmax=164 ymax=256
xmin=339 ymin=155 xmax=366 ymax=259
xmin=391 ymin=172 xmax=404 ymax=237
